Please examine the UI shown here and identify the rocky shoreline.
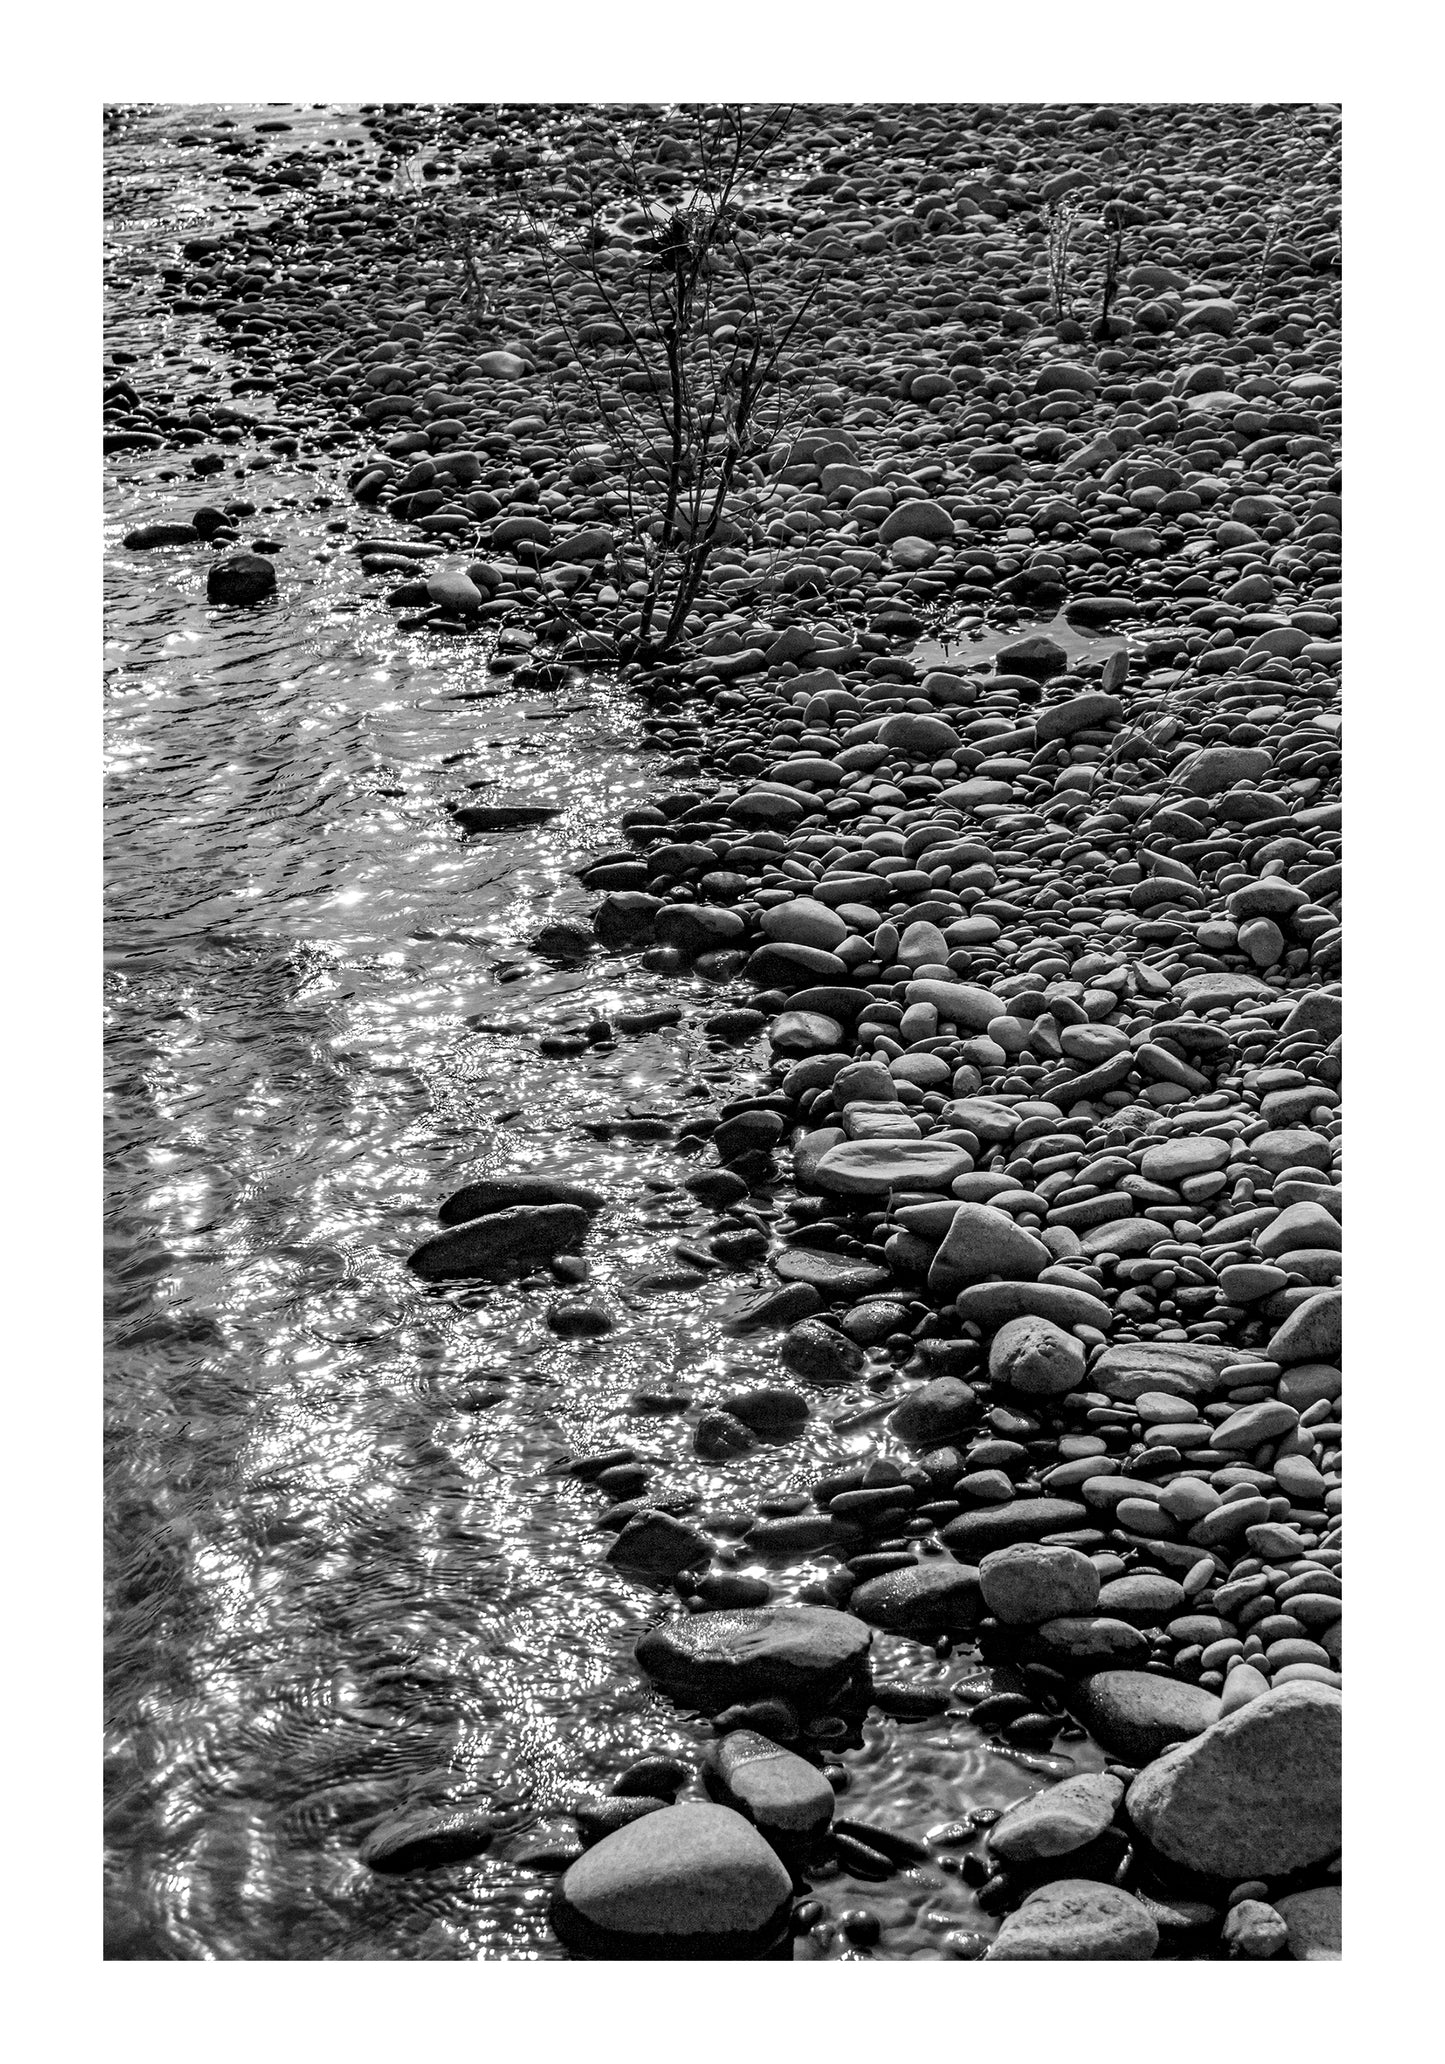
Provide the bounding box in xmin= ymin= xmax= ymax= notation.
xmin=108 ymin=100 xmax=1341 ymax=1961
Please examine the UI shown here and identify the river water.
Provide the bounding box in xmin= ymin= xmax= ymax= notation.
xmin=104 ymin=104 xmax=1101 ymax=1962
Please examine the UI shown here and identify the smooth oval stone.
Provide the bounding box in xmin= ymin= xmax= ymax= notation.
xmin=634 ymin=1605 xmax=872 ymax=1713
xmin=605 ymin=1511 xmax=712 ymax=1583
xmin=940 ymin=1499 xmax=1090 ymax=1560
xmin=1095 ymin=1574 xmax=1188 ymax=1626
xmin=207 ymin=551 xmax=276 ymax=605
xmin=848 ymin=1557 xmax=985 ymax=1635
xmin=812 ymin=1139 xmax=975 ymax=1195
xmin=408 ymin=1203 xmax=590 ymax=1280
xmin=761 ymin=898 xmax=848 ymax=951
xmin=1266 ymin=1289 xmax=1342 ymax=1364
xmin=551 ymin=1803 xmax=792 ymax=1959
xmin=437 ymin=1175 xmax=604 ymax=1226
xmin=772 ymin=1249 xmax=890 ymax=1296
xmin=905 ymin=980 xmax=1007 ymax=1032
xmin=768 ymin=1010 xmax=845 ymax=1054
xmin=1069 ymin=1671 xmax=1222 ymax=1766
xmin=1089 ymin=1341 xmax=1234 ymax=1404
xmin=703 ymin=1730 xmax=835 ymax=1840
xmin=779 ymin=1317 xmax=866 ymax=1384
xmin=889 ymin=1376 xmax=980 ymax=1445
xmin=988 ymin=1772 xmax=1125 ymax=1867
xmin=954 ymin=1282 xmax=1113 ymax=1333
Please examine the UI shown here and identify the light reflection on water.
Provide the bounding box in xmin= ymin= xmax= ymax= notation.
xmin=104 ymin=102 xmax=1097 ymax=1964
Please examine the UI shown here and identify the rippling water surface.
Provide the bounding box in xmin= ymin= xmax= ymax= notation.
xmin=104 ymin=104 xmax=1101 ymax=1962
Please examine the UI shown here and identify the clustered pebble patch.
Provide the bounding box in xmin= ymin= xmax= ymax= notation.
xmin=108 ymin=100 xmax=1341 ymax=1964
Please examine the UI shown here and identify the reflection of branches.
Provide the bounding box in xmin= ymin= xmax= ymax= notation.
xmin=438 ymin=104 xmax=831 ymax=667
xmin=1045 ymin=196 xmax=1080 ymax=323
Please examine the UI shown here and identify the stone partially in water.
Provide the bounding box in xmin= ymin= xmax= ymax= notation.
xmin=407 ymin=1202 xmax=591 ymax=1279
xmin=703 ymin=1729 xmax=835 ymax=1841
xmin=987 ymin=1772 xmax=1125 ymax=1869
xmin=359 ymin=1802 xmax=497 ymax=1872
xmin=848 ymin=1557 xmax=984 ymax=1636
xmin=634 ymin=1605 xmax=871 ymax=1713
xmin=551 ymin=1802 xmax=792 ymax=1959
xmin=437 ymin=1176 xmax=604 ymax=1226
xmin=207 ymin=551 xmax=276 ymax=605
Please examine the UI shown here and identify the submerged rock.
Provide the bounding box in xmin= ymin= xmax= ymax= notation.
xmin=407 ymin=1202 xmax=591 ymax=1279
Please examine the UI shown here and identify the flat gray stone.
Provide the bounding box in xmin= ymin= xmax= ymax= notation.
xmin=1090 ymin=1340 xmax=1235 ymax=1404
xmin=772 ymin=1247 xmax=891 ymax=1295
xmin=812 ymin=1139 xmax=975 ymax=1195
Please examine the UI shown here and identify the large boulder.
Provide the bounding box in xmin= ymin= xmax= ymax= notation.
xmin=1126 ymin=1683 xmax=1341 ymax=1879
xmin=634 ymin=1606 xmax=871 ymax=1714
xmin=1070 ymin=1671 xmax=1221 ymax=1766
xmin=985 ymin=1879 xmax=1158 ymax=1960
xmin=551 ymin=1803 xmax=793 ymax=1959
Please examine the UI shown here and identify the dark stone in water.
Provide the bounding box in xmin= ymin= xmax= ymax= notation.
xmin=408 ymin=1202 xmax=591 ymax=1279
xmin=358 ymin=1802 xmax=497 ymax=1872
xmin=207 ymin=550 xmax=276 ymax=605
xmin=437 ymin=1176 xmax=604 ymax=1227
xmin=451 ymin=801 xmax=560 ymax=832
